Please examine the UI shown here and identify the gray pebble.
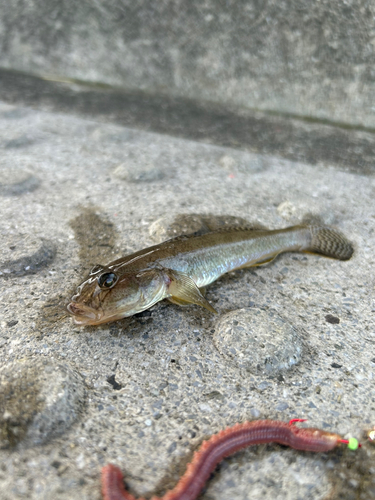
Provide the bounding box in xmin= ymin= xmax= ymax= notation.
xmin=275 ymin=402 xmax=289 ymax=411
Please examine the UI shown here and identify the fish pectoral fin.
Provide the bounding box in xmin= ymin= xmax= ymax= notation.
xmin=166 ymin=270 xmax=217 ymax=314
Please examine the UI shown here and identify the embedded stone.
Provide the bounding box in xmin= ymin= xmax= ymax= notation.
xmin=0 ymin=359 xmax=85 ymax=448
xmin=213 ymin=308 xmax=303 ymax=376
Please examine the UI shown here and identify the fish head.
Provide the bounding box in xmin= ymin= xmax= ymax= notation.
xmin=67 ymin=265 xmax=167 ymax=326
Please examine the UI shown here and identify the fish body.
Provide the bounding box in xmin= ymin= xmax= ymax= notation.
xmin=67 ymin=224 xmax=353 ymax=326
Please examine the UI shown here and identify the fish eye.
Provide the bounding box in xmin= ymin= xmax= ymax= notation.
xmin=98 ymin=272 xmax=118 ymax=289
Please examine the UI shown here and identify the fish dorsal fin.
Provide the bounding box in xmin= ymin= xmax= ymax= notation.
xmin=165 ymin=269 xmax=217 ymax=314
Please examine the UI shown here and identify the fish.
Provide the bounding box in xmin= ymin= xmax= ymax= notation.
xmin=67 ymin=224 xmax=354 ymax=326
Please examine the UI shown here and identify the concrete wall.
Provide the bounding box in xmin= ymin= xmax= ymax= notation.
xmin=1 ymin=0 xmax=375 ymax=128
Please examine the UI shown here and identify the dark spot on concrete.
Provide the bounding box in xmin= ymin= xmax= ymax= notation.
xmin=0 ymin=239 xmax=56 ymax=278
xmin=331 ymin=362 xmax=342 ymax=368
xmin=136 ymin=310 xmax=152 ymax=318
xmin=6 ymin=320 xmax=18 ymax=327
xmin=325 ymin=314 xmax=340 ymax=324
xmin=107 ymin=374 xmax=122 ymax=391
xmin=69 ymin=207 xmax=117 ymax=269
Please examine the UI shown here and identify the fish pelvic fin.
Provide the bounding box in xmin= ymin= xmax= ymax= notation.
xmin=167 ymin=296 xmax=194 ymax=307
xmin=165 ymin=269 xmax=218 ymax=314
xmin=306 ymin=226 xmax=354 ymax=261
xmin=168 ymin=286 xmax=207 ymax=307
xmin=233 ymin=254 xmax=279 ymax=270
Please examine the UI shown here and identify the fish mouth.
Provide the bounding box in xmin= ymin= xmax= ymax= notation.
xmin=66 ymin=302 xmax=103 ymax=325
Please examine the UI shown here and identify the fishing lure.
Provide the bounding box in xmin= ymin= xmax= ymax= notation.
xmin=101 ymin=419 xmax=360 ymax=500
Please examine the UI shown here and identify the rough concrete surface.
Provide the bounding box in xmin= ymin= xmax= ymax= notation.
xmin=1 ymin=1 xmax=375 ymax=128
xmin=0 ymin=100 xmax=374 ymax=500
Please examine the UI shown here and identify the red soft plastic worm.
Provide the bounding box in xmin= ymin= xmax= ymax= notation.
xmin=101 ymin=419 xmax=358 ymax=500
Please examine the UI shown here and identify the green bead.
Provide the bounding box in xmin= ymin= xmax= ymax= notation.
xmin=348 ymin=437 xmax=359 ymax=450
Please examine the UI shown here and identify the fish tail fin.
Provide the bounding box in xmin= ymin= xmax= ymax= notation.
xmin=306 ymin=226 xmax=354 ymax=261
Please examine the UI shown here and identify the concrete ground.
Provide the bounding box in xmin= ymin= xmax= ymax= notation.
xmin=0 ymin=91 xmax=374 ymax=500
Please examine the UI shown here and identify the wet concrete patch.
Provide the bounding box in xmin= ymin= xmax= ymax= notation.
xmin=0 ymin=359 xmax=85 ymax=448
xmin=213 ymin=308 xmax=303 ymax=376
xmin=0 ymin=235 xmax=56 ymax=277
xmin=36 ymin=207 xmax=119 ymax=328
xmin=69 ymin=207 xmax=117 ymax=270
